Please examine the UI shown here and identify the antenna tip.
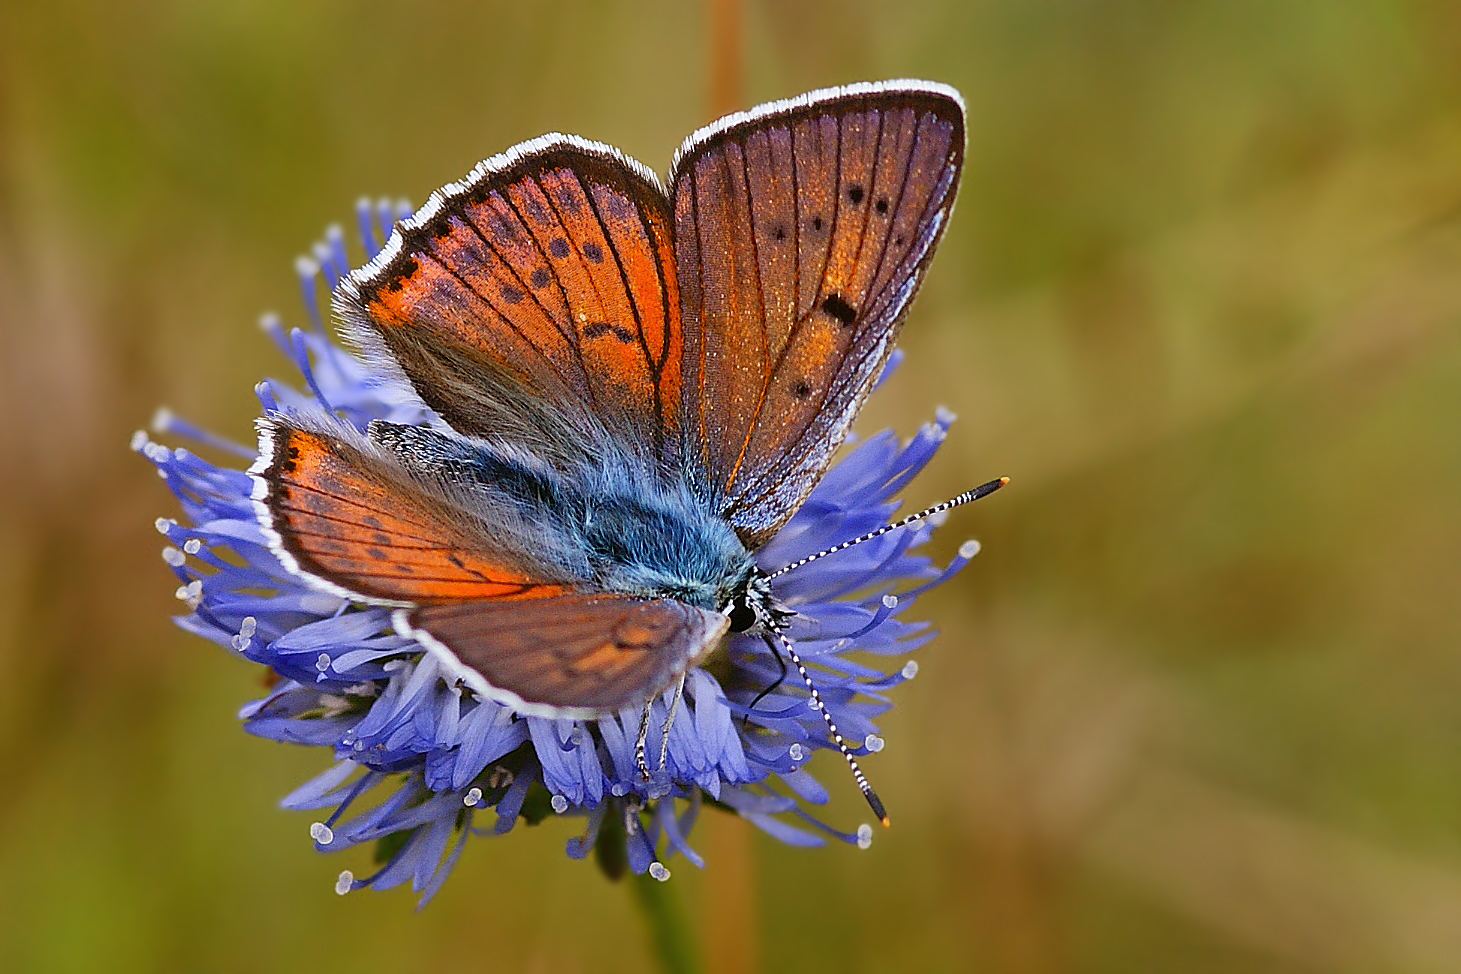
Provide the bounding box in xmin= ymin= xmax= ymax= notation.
xmin=997 ymin=476 xmax=1010 ymax=486
xmin=865 ymin=789 xmax=889 ymax=825
xmin=880 ymin=814 xmax=891 ymax=828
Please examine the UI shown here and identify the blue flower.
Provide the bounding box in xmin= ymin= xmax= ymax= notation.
xmin=137 ymin=199 xmax=983 ymax=903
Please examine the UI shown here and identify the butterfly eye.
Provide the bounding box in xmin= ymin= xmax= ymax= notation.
xmin=726 ymin=598 xmax=758 ymax=633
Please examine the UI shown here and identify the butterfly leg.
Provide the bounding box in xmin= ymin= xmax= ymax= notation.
xmin=744 ymin=637 xmax=790 ymax=730
xmin=656 ymin=671 xmax=688 ymax=771
xmin=634 ymin=699 xmax=655 ymax=780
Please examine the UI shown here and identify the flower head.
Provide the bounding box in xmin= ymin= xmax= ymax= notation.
xmin=137 ymin=199 xmax=981 ymax=903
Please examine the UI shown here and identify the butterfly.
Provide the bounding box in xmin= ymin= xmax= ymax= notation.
xmin=250 ymin=81 xmax=971 ymax=818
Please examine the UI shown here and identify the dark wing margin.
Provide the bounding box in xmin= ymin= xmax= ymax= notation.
xmin=402 ymin=594 xmax=729 ymax=718
xmin=336 ymin=135 xmax=684 ymax=469
xmin=670 ymin=81 xmax=965 ymax=547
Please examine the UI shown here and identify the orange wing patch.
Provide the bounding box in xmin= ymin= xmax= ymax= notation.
xmin=339 ymin=140 xmax=682 ymax=463
xmin=256 ymin=423 xmax=568 ymax=605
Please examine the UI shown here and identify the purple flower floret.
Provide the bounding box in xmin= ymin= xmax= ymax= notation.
xmin=137 ymin=203 xmax=980 ymax=903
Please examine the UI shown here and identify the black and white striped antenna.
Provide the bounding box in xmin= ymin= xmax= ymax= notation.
xmin=769 ymin=476 xmax=1008 ymax=581
xmin=768 ymin=476 xmax=1008 ymax=826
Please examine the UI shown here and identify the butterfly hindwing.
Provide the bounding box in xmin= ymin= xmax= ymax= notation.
xmin=671 ymin=82 xmax=965 ymax=546
xmin=405 ymin=595 xmax=729 ymax=717
xmin=337 ymin=137 xmax=683 ymax=467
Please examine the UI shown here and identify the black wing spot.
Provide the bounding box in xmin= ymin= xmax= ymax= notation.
xmin=428 ymin=214 xmax=454 ymax=239
xmin=875 ymin=197 xmax=889 ymax=214
xmin=811 ymin=216 xmax=824 ymax=232
xmin=499 ymin=284 xmax=525 ymax=304
xmin=548 ymin=237 xmax=570 ymax=259
xmin=894 ymin=234 xmax=906 ymax=247
xmin=848 ymin=185 xmax=865 ymax=205
xmin=611 ymin=325 xmax=636 ymax=344
xmin=367 ymin=547 xmax=387 ymax=561
xmin=820 ymin=293 xmax=857 ymax=326
xmin=582 ymin=241 xmax=604 ymax=262
xmin=773 ymin=225 xmax=787 ymax=241
xmin=529 ymin=268 xmax=551 ymax=289
xmin=792 ymin=380 xmax=813 ymax=399
xmin=371 ymin=532 xmax=391 ymax=545
xmin=583 ymin=321 xmax=612 ymax=338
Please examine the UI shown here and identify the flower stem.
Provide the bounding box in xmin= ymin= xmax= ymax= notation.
xmin=631 ymin=870 xmax=702 ymax=974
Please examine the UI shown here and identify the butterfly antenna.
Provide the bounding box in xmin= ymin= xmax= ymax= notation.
xmin=768 ymin=476 xmax=1009 ymax=581
xmin=767 ymin=632 xmax=889 ymax=827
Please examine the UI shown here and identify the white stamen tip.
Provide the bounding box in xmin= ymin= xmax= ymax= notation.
xmin=550 ymin=794 xmax=569 ymax=814
xmin=154 ymin=517 xmax=176 ymax=535
xmin=309 ymin=822 xmax=334 ymax=845
xmin=610 ymin=783 xmax=628 ymax=797
xmin=856 ymin=824 xmax=874 ymax=849
xmin=315 ymin=653 xmax=331 ymax=673
xmin=648 ymin=862 xmax=671 ymax=882
xmin=183 ymin=538 xmax=202 ymax=555
xmin=864 ymin=735 xmax=884 ymax=753
xmin=463 ymin=787 xmax=483 ymax=807
xmin=259 ymin=312 xmax=282 ymax=332
xmin=130 ymin=430 xmax=149 ymax=451
xmin=150 ymin=407 xmax=175 ymax=432
xmin=334 ymin=871 xmax=354 ymax=895
xmin=161 ymin=547 xmax=185 ymax=566
xmin=788 ymin=743 xmax=806 ymax=762
xmin=881 ymin=594 xmax=898 ymax=609
xmin=959 ymin=539 xmax=982 ymax=559
xmin=294 ymin=255 xmax=320 ymax=279
xmin=901 ymin=661 xmax=919 ymax=679
xmin=239 ymin=617 xmax=257 ymax=638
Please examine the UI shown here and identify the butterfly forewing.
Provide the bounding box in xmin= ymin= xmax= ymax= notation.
xmin=337 ymin=138 xmax=683 ymax=466
xmin=671 ymin=83 xmax=965 ymax=546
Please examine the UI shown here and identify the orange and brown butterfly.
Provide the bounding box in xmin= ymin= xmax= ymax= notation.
xmin=249 ymin=81 xmax=967 ymax=810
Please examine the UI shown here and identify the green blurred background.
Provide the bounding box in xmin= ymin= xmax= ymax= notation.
xmin=3 ymin=1 xmax=1460 ymax=971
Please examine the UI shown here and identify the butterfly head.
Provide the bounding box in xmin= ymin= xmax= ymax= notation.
xmin=723 ymin=567 xmax=790 ymax=635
